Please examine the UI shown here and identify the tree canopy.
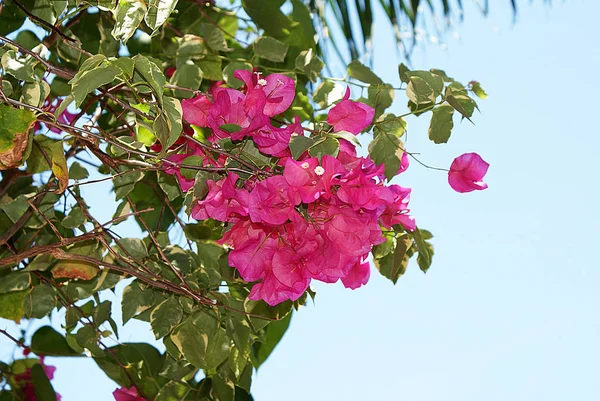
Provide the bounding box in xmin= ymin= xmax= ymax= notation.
xmin=0 ymin=1 xmax=488 ymax=400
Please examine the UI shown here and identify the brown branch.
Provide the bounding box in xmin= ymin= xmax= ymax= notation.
xmin=0 ymin=328 xmax=29 ymax=351
xmin=11 ymin=0 xmax=77 ymax=43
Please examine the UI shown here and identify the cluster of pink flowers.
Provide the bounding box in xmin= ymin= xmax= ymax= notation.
xmin=14 ymin=356 xmax=61 ymax=401
xmin=162 ymin=69 xmax=488 ymax=305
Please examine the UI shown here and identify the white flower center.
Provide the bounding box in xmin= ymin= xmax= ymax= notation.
xmin=314 ymin=166 xmax=325 ymax=176
xmin=301 ymin=162 xmax=310 ymax=169
xmin=257 ymin=78 xmax=268 ymax=86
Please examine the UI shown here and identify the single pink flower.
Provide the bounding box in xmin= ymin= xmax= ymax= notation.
xmin=326 ymin=87 xmax=375 ymax=134
xmin=113 ymin=387 xmax=147 ymax=401
xmin=448 ymin=152 xmax=489 ymax=193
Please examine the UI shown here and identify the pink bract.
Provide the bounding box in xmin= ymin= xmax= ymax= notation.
xmin=326 ymin=87 xmax=375 ymax=134
xmin=234 ymin=70 xmax=295 ymax=117
xmin=181 ymin=94 xmax=212 ymax=127
xmin=113 ymin=387 xmax=147 ymax=401
xmin=448 ymin=152 xmax=490 ymax=193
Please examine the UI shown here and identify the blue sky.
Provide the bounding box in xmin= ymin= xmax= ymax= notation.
xmin=2 ymin=1 xmax=600 ymax=400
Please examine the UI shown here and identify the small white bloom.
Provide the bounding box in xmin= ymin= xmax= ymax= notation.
xmin=257 ymin=78 xmax=268 ymax=86
xmin=314 ymin=166 xmax=325 ymax=176
xmin=301 ymin=162 xmax=310 ymax=169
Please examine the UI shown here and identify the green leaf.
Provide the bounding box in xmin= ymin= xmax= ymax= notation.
xmin=430 ymin=68 xmax=454 ymax=82
xmin=219 ymin=124 xmax=242 ymax=133
xmin=112 ymin=0 xmax=147 ymax=43
xmin=112 ymin=57 xmax=135 ymax=79
xmin=0 ymin=104 xmax=36 ymax=170
xmin=171 ymin=319 xmax=210 ymax=369
xmin=155 ymin=381 xmax=190 ymax=401
xmin=308 ymin=137 xmax=339 ymax=160
xmin=122 ymin=281 xmax=156 ymax=324
xmin=113 ymin=168 xmax=145 ymax=200
xmin=289 ymin=135 xmax=316 ymax=159
xmin=170 ymin=61 xmax=202 ymax=98
xmin=205 ymin=327 xmax=230 ymax=370
xmin=347 ymin=60 xmax=383 ymax=85
xmin=116 ymin=237 xmax=149 ymax=260
xmin=373 ymin=113 xmax=407 ymax=138
xmin=145 ymin=0 xmax=179 ymax=32
xmin=445 ymin=85 xmax=477 ymax=121
xmin=201 ymin=22 xmax=228 ymax=51
xmin=398 ymin=63 xmax=410 ymax=83
xmin=406 ymin=76 xmax=435 ymax=106
xmin=158 ymin=96 xmax=183 ymax=149
xmin=75 ymin=325 xmax=105 ymax=357
xmin=151 ymin=297 xmax=183 ymax=339
xmin=94 ymin=343 xmax=162 ymax=387
xmin=70 ymin=63 xmax=120 ymax=107
xmin=69 ymin=162 xmax=89 ymax=180
xmin=133 ymin=55 xmax=166 ymax=105
xmin=254 ymin=36 xmax=289 ymax=62
xmin=242 ymin=0 xmax=293 ymax=40
xmin=223 ymin=62 xmax=252 ymax=90
xmin=21 ymin=81 xmax=50 ymax=107
xmin=180 ymin=155 xmax=204 ymax=179
xmin=428 ymin=104 xmax=455 ymax=144
xmin=0 ymin=272 xmax=31 ymax=294
xmin=368 ymin=83 xmax=394 ymax=118
xmin=23 ymin=285 xmax=56 ymax=319
xmin=375 ymin=235 xmax=412 ymax=284
xmin=61 ymin=206 xmax=85 ymax=229
xmin=1 ymin=50 xmax=36 ymax=82
xmin=313 ymin=80 xmax=344 ymax=108
xmin=158 ymin=172 xmax=182 ymax=201
xmin=410 ymin=228 xmax=434 ymax=273
xmin=252 ymin=312 xmax=292 ymax=368
xmin=407 ymin=70 xmax=444 ymax=97
xmin=295 ymin=49 xmax=324 ymax=82
xmin=470 ymin=81 xmax=488 ymax=99
xmin=0 ymin=1 xmax=27 ymax=36
xmin=212 ymin=374 xmax=235 ymax=401
xmin=31 ymin=364 xmax=57 ymax=401
xmin=30 ymin=326 xmax=81 ymax=356
xmin=368 ymin=131 xmax=404 ymax=181
xmin=0 ymin=291 xmax=26 ymax=322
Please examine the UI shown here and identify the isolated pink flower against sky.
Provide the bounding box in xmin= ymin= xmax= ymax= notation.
xmin=448 ymin=152 xmax=490 ymax=193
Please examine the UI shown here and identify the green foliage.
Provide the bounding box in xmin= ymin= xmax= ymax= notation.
xmin=0 ymin=1 xmax=485 ymax=400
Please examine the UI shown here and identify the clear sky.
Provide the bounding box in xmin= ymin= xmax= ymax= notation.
xmin=2 ymin=1 xmax=600 ymax=400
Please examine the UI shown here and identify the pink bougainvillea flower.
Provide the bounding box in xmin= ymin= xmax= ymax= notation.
xmin=247 ymin=176 xmax=300 ymax=226
xmin=341 ymin=258 xmax=371 ymax=289
xmin=14 ymin=357 xmax=61 ymax=401
xmin=379 ymin=184 xmax=416 ymax=231
xmin=113 ymin=387 xmax=147 ymax=401
xmin=164 ymin=67 xmax=176 ymax=78
xmin=191 ymin=173 xmax=249 ymax=222
xmin=252 ymin=117 xmax=301 ymax=157
xmin=234 ymin=70 xmax=295 ymax=116
xmin=326 ymin=87 xmax=375 ymax=134
xmin=181 ymin=94 xmax=212 ymax=127
xmin=398 ymin=151 xmax=410 ymax=174
xmin=208 ymin=88 xmax=268 ymax=141
xmin=163 ymin=144 xmax=205 ymax=192
xmin=448 ymin=152 xmax=490 ymax=193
